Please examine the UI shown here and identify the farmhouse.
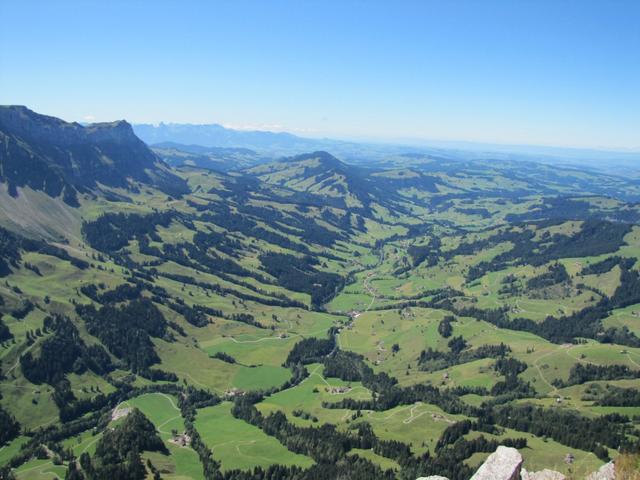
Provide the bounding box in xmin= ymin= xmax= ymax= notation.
xmin=325 ymin=386 xmax=351 ymax=394
xmin=224 ymin=387 xmax=245 ymax=398
xmin=170 ymin=431 xmax=192 ymax=447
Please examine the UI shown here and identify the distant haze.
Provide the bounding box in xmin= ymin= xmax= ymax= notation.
xmin=133 ymin=122 xmax=640 ymax=174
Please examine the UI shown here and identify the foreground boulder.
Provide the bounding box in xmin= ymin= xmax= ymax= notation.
xmin=470 ymin=446 xmax=523 ymax=480
xmin=521 ymin=468 xmax=565 ymax=480
xmin=415 ymin=445 xmax=621 ymax=480
xmin=585 ymin=461 xmax=615 ymax=480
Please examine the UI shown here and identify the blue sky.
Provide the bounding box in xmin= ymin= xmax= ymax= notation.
xmin=1 ymin=0 xmax=638 ymax=149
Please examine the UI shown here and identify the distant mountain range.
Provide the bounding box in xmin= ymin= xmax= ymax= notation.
xmin=133 ymin=122 xmax=338 ymax=156
xmin=134 ymin=122 xmax=640 ymax=175
xmin=0 ymin=106 xmax=188 ymax=205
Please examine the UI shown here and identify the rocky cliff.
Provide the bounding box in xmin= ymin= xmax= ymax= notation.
xmin=0 ymin=106 xmax=188 ymax=205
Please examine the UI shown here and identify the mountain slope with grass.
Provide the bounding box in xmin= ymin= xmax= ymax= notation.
xmin=1 ymin=107 xmax=639 ymax=480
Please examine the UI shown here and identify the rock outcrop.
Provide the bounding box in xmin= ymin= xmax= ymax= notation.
xmin=414 ymin=445 xmax=621 ymax=480
xmin=521 ymin=468 xmax=565 ymax=480
xmin=470 ymin=446 xmax=524 ymax=480
xmin=585 ymin=461 xmax=615 ymax=480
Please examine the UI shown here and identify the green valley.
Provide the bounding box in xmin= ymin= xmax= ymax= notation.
xmin=0 ymin=106 xmax=639 ymax=480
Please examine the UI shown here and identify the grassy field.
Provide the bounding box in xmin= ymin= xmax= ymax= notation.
xmin=121 ymin=393 xmax=204 ymax=480
xmin=348 ymin=448 xmax=400 ymax=471
xmin=13 ymin=458 xmax=67 ymax=480
xmin=603 ymin=303 xmax=640 ymax=337
xmin=355 ymin=402 xmax=468 ymax=455
xmin=195 ymin=402 xmax=314 ymax=471
xmin=257 ymin=363 xmax=372 ymax=426
xmin=0 ymin=437 xmax=28 ymax=466
xmin=464 ymin=428 xmax=603 ymax=477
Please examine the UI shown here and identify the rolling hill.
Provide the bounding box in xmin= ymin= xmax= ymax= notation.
xmin=152 ymin=142 xmax=264 ymax=171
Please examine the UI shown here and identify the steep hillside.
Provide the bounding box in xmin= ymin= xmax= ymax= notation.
xmin=0 ymin=106 xmax=188 ymax=205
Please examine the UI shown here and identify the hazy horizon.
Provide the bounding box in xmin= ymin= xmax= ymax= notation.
xmin=5 ymin=103 xmax=640 ymax=157
xmin=2 ymin=0 xmax=639 ymax=151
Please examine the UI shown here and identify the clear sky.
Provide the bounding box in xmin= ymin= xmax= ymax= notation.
xmin=1 ymin=0 xmax=638 ymax=149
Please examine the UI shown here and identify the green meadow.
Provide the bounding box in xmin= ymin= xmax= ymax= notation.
xmin=195 ymin=403 xmax=314 ymax=471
